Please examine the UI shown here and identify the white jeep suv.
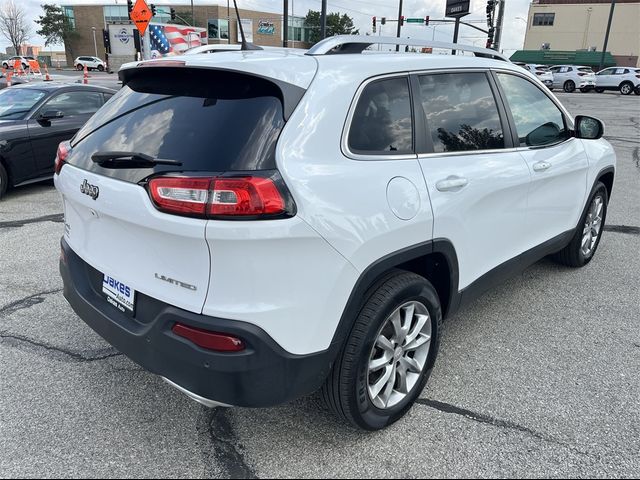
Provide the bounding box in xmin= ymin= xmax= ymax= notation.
xmin=55 ymin=36 xmax=616 ymax=430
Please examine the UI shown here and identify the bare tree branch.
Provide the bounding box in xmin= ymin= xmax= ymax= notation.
xmin=0 ymin=0 xmax=32 ymax=55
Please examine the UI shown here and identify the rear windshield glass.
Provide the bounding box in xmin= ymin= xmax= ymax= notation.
xmin=68 ymin=68 xmax=287 ymax=183
xmin=578 ymin=67 xmax=593 ymax=73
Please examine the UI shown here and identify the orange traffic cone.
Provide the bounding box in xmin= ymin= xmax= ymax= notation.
xmin=83 ymin=64 xmax=89 ymax=84
xmin=43 ymin=63 xmax=52 ymax=81
xmin=6 ymin=71 xmax=12 ymax=87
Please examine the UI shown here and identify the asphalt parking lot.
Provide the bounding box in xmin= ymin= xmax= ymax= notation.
xmin=0 ymin=91 xmax=639 ymax=478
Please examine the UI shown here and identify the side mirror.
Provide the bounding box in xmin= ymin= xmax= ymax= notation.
xmin=40 ymin=110 xmax=64 ymax=120
xmin=575 ymin=115 xmax=604 ymax=140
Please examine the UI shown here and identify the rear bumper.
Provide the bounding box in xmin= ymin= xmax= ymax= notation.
xmin=59 ymin=238 xmax=333 ymax=408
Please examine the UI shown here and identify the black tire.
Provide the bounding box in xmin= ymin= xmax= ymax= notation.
xmin=564 ymin=80 xmax=576 ymax=93
xmin=76 ymin=64 xmax=83 ymax=71
xmin=321 ymin=271 xmax=442 ymax=430
xmin=552 ymin=182 xmax=608 ymax=268
xmin=595 ymin=87 xmax=605 ymax=93
xmin=620 ymin=81 xmax=634 ymax=95
xmin=580 ymin=86 xmax=592 ymax=93
xmin=98 ymin=65 xmax=104 ymax=72
xmin=0 ymin=162 xmax=8 ymax=200
xmin=635 ymin=86 xmax=640 ymax=96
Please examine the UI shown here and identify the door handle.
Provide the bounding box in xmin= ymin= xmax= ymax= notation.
xmin=436 ymin=176 xmax=468 ymax=192
xmin=533 ymin=161 xmax=552 ymax=172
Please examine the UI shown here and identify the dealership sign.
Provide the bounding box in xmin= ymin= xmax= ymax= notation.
xmin=258 ymin=19 xmax=275 ymax=35
xmin=445 ymin=0 xmax=470 ymax=18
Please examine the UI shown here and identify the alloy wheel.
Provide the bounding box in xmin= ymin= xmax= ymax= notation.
xmin=581 ymin=195 xmax=604 ymax=257
xmin=367 ymin=301 xmax=432 ymax=409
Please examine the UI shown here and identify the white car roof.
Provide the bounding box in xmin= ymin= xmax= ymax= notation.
xmin=123 ymin=48 xmax=523 ymax=91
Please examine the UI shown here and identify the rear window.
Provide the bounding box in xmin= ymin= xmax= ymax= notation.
xmin=68 ymin=69 xmax=289 ymax=183
xmin=578 ymin=67 xmax=593 ymax=73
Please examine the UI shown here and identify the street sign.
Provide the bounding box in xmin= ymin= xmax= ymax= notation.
xmin=406 ymin=18 xmax=424 ymax=23
xmin=130 ymin=0 xmax=153 ymax=35
xmin=445 ymin=0 xmax=470 ymax=18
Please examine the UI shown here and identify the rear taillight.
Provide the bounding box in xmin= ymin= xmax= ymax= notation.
xmin=172 ymin=323 xmax=245 ymax=352
xmin=209 ymin=177 xmax=285 ymax=217
xmin=55 ymin=141 xmax=71 ymax=175
xmin=577 ymin=72 xmax=588 ymax=77
xmin=148 ymin=177 xmax=211 ymax=216
xmin=147 ymin=171 xmax=294 ymax=220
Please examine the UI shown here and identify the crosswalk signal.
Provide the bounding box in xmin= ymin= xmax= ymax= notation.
xmin=372 ymin=16 xmax=376 ymax=33
xmin=400 ymin=16 xmax=405 ymax=26
xmin=486 ymin=26 xmax=495 ymax=49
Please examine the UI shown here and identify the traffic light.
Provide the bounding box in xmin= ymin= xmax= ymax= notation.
xmin=170 ymin=8 xmax=176 ymax=21
xmin=150 ymin=4 xmax=157 ymax=16
xmin=486 ymin=0 xmax=496 ymax=14
xmin=381 ymin=17 xmax=386 ymax=25
xmin=399 ymin=16 xmax=405 ymax=26
xmin=372 ymin=16 xmax=376 ymax=33
xmin=425 ymin=16 xmax=430 ymax=26
xmin=486 ymin=26 xmax=495 ymax=49
xmin=127 ymin=0 xmax=133 ymax=14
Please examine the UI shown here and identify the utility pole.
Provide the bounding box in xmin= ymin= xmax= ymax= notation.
xmin=494 ymin=0 xmax=505 ymax=51
xmin=452 ymin=18 xmax=460 ymax=54
xmin=320 ymin=0 xmax=327 ymax=40
xmin=395 ymin=0 xmax=403 ymax=51
xmin=599 ymin=0 xmax=616 ymax=71
xmin=284 ymin=0 xmax=289 ymax=46
xmin=228 ymin=0 xmax=231 ymax=44
xmin=191 ymin=0 xmax=194 ymax=27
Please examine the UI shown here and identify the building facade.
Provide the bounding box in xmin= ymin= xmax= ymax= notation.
xmin=61 ymin=3 xmax=312 ymax=66
xmin=522 ymin=0 xmax=640 ymax=67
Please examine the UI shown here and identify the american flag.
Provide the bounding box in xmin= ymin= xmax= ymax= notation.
xmin=149 ymin=24 xmax=205 ymax=56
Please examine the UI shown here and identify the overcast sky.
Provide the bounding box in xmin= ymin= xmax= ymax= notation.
xmin=6 ymin=0 xmax=531 ymax=55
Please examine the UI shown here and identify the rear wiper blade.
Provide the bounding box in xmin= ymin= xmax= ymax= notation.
xmin=91 ymin=151 xmax=182 ymax=168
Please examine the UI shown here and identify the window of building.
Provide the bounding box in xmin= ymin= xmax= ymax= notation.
xmin=208 ymin=19 xmax=229 ymax=39
xmin=532 ymin=13 xmax=555 ymax=26
xmin=418 ymin=72 xmax=504 ymax=153
xmin=348 ymin=77 xmax=413 ymax=155
xmin=496 ymin=73 xmax=568 ymax=147
xmin=63 ymin=6 xmax=76 ymax=29
xmin=104 ymin=5 xmax=129 ymax=24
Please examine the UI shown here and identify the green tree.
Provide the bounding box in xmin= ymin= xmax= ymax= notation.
xmin=35 ymin=4 xmax=79 ymax=60
xmin=303 ymin=10 xmax=358 ymax=45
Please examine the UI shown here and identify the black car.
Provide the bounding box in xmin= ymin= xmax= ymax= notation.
xmin=0 ymin=82 xmax=115 ymax=199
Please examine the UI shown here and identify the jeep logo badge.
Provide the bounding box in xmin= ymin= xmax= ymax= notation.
xmin=80 ymin=179 xmax=99 ymax=200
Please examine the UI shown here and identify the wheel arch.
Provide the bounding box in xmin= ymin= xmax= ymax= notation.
xmin=328 ymin=239 xmax=460 ymax=360
xmin=596 ymin=166 xmax=615 ymax=203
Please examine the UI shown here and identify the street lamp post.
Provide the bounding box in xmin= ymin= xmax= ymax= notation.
xmin=91 ymin=27 xmax=98 ymax=57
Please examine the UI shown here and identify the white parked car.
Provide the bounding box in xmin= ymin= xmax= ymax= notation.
xmin=55 ymin=36 xmax=616 ymax=430
xmin=74 ymin=56 xmax=106 ymax=72
xmin=595 ymin=67 xmax=640 ymax=95
xmin=518 ymin=63 xmax=554 ymax=89
xmin=2 ymin=56 xmax=36 ymax=70
xmin=548 ymin=65 xmax=597 ymax=92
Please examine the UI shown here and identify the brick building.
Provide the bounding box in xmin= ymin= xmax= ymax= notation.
xmin=60 ymin=3 xmax=312 ymax=66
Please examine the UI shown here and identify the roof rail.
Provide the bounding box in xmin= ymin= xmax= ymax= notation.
xmin=306 ymin=35 xmax=509 ymax=62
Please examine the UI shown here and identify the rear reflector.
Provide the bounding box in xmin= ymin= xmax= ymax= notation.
xmin=172 ymin=323 xmax=245 ymax=352
xmin=55 ymin=141 xmax=71 ymax=175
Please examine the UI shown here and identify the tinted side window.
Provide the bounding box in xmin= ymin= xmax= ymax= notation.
xmin=348 ymin=77 xmax=413 ymax=155
xmin=43 ymin=91 xmax=104 ymax=116
xmin=497 ymin=73 xmax=569 ymax=147
xmin=418 ymin=72 xmax=505 ymax=153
